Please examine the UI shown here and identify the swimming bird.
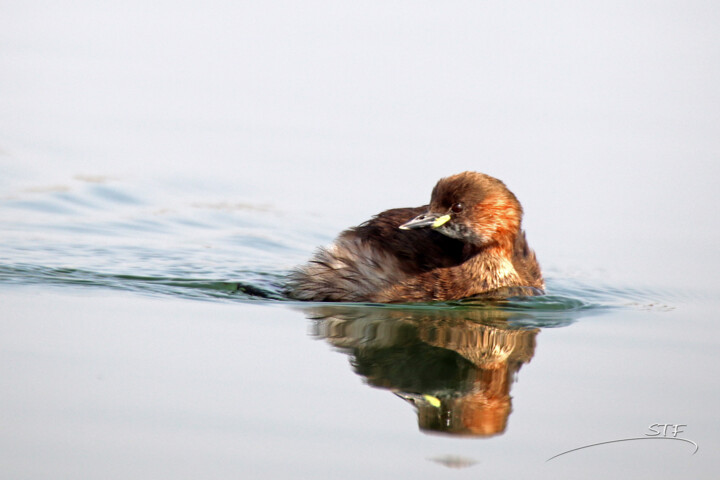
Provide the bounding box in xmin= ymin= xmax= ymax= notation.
xmin=287 ymin=171 xmax=543 ymax=303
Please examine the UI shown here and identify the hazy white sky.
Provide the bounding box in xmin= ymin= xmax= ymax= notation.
xmin=2 ymin=0 xmax=719 ymax=287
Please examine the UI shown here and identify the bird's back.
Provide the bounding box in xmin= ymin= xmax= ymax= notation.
xmin=287 ymin=207 xmax=543 ymax=303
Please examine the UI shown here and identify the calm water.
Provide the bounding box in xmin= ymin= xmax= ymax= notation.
xmin=2 ymin=1 xmax=720 ymax=479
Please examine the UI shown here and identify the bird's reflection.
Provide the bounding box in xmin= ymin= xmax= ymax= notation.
xmin=303 ymin=304 xmax=542 ymax=437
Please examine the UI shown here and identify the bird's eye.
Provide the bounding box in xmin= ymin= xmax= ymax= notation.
xmin=451 ymin=202 xmax=464 ymax=213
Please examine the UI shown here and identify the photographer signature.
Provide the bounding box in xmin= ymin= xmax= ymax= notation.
xmin=546 ymin=424 xmax=699 ymax=462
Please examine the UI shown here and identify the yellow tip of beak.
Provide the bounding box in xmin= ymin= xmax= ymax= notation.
xmin=423 ymin=395 xmax=441 ymax=408
xmin=431 ymin=214 xmax=451 ymax=228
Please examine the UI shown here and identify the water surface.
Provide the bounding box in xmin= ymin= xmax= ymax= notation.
xmin=2 ymin=1 xmax=720 ymax=479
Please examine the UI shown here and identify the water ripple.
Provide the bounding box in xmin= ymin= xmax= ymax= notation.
xmin=0 ymin=176 xmax=680 ymax=318
xmin=0 ymin=264 xmax=286 ymax=302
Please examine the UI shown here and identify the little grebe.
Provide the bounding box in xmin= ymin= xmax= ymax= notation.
xmin=287 ymin=171 xmax=544 ymax=303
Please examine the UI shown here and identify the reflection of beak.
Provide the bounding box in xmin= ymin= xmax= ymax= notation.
xmin=394 ymin=391 xmax=423 ymax=405
xmin=393 ymin=392 xmax=442 ymax=408
xmin=399 ymin=213 xmax=451 ymax=230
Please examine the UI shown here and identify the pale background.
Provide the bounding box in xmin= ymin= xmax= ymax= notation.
xmin=2 ymin=2 xmax=719 ymax=479
xmin=3 ymin=0 xmax=719 ymax=287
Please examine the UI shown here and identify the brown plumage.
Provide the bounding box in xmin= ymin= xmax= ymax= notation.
xmin=287 ymin=171 xmax=544 ymax=303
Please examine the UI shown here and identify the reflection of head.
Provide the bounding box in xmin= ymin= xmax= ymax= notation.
xmin=402 ymin=367 xmax=513 ymax=437
xmin=306 ymin=305 xmax=538 ymax=437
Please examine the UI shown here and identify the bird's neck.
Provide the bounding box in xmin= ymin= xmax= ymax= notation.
xmin=464 ymin=245 xmax=522 ymax=292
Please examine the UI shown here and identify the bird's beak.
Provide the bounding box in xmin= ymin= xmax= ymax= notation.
xmin=399 ymin=213 xmax=451 ymax=230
